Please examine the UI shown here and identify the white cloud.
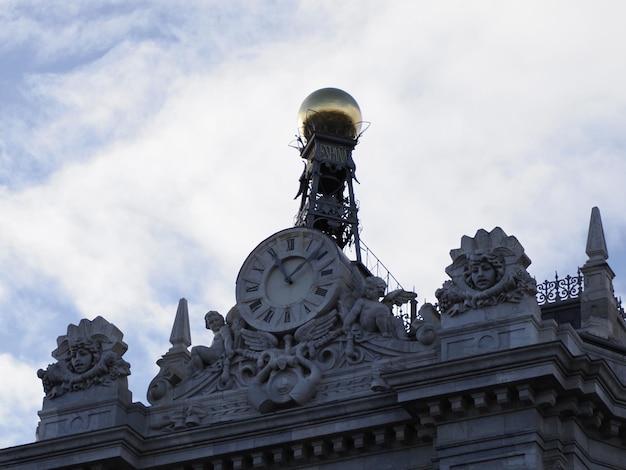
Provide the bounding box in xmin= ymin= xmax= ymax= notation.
xmin=0 ymin=354 xmax=42 ymax=449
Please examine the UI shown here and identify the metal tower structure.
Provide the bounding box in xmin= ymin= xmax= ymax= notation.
xmin=294 ymin=88 xmax=363 ymax=262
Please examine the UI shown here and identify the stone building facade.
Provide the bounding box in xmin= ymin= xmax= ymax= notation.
xmin=1 ymin=89 xmax=625 ymax=469
xmin=1 ymin=206 xmax=625 ymax=469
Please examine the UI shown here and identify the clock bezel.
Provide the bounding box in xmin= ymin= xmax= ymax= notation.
xmin=236 ymin=227 xmax=350 ymax=333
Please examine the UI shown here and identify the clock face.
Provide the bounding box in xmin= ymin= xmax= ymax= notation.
xmin=236 ymin=227 xmax=350 ymax=333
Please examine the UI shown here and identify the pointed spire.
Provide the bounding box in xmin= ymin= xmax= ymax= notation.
xmin=586 ymin=206 xmax=609 ymax=261
xmin=169 ymin=298 xmax=191 ymax=350
xmin=579 ymin=207 xmax=626 ymax=343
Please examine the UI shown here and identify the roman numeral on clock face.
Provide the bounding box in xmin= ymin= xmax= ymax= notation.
xmin=315 ymin=287 xmax=328 ymax=297
xmin=249 ymin=299 xmax=262 ymax=312
xmin=262 ymin=309 xmax=274 ymax=322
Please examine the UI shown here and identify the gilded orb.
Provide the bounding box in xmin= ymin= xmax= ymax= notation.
xmin=297 ymin=88 xmax=362 ymax=142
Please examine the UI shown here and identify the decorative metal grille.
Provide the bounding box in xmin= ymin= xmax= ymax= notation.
xmin=536 ymin=270 xmax=583 ymax=305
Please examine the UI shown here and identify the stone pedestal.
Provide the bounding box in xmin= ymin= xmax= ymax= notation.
xmin=37 ymin=383 xmax=133 ymax=440
xmin=440 ymin=296 xmax=542 ymax=361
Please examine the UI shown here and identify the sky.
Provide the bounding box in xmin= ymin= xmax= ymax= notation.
xmin=1 ymin=0 xmax=625 ymax=449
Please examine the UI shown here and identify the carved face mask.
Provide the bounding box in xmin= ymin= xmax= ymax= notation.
xmin=470 ymin=262 xmax=497 ymax=290
xmin=71 ymin=348 xmax=94 ymax=374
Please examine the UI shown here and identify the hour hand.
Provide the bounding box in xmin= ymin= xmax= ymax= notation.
xmin=273 ymin=255 xmax=292 ymax=284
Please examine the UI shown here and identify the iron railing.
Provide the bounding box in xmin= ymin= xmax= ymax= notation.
xmin=344 ymin=250 xmax=626 ymax=329
xmin=535 ymin=270 xmax=625 ymax=320
xmin=358 ymin=239 xmax=405 ymax=292
xmin=358 ymin=240 xmax=417 ymax=326
xmin=536 ymin=270 xmax=583 ymax=305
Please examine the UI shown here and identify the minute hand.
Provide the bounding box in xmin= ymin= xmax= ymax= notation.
xmin=273 ymin=254 xmax=292 ymax=284
xmin=286 ymin=248 xmax=321 ymax=281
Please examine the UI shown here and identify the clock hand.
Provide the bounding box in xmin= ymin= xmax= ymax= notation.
xmin=273 ymin=254 xmax=292 ymax=284
xmin=286 ymin=248 xmax=321 ymax=280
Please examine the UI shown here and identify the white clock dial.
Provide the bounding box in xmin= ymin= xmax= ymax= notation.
xmin=236 ymin=227 xmax=352 ymax=332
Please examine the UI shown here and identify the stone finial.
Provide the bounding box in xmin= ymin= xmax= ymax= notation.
xmin=586 ymin=207 xmax=609 ymax=261
xmin=147 ymin=300 xmax=193 ymax=404
xmin=580 ymin=207 xmax=625 ymax=343
xmin=169 ymin=298 xmax=191 ymax=351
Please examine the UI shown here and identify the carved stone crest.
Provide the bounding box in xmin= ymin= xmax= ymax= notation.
xmin=435 ymin=227 xmax=537 ymax=317
xmin=37 ymin=316 xmax=131 ymax=399
xmin=147 ymin=272 xmax=436 ymax=421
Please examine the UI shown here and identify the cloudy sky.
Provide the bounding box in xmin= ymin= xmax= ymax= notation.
xmin=1 ymin=1 xmax=625 ymax=448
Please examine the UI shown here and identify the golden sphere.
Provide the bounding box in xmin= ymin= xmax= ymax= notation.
xmin=297 ymin=88 xmax=362 ymax=141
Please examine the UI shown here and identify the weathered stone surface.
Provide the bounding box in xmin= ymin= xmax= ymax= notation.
xmin=35 ymin=316 xmax=133 ymax=441
xmin=147 ymin=265 xmax=428 ymax=416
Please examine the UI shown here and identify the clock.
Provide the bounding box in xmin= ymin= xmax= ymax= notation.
xmin=236 ymin=227 xmax=353 ymax=333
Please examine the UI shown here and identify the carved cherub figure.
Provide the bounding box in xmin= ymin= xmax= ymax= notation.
xmin=342 ymin=276 xmax=407 ymax=339
xmin=188 ymin=311 xmax=234 ymax=377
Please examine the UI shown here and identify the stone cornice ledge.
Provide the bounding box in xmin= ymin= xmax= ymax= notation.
xmin=0 ymin=426 xmax=144 ymax=469
xmin=1 ymin=391 xmax=415 ymax=469
xmin=383 ymin=338 xmax=626 ymax=424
